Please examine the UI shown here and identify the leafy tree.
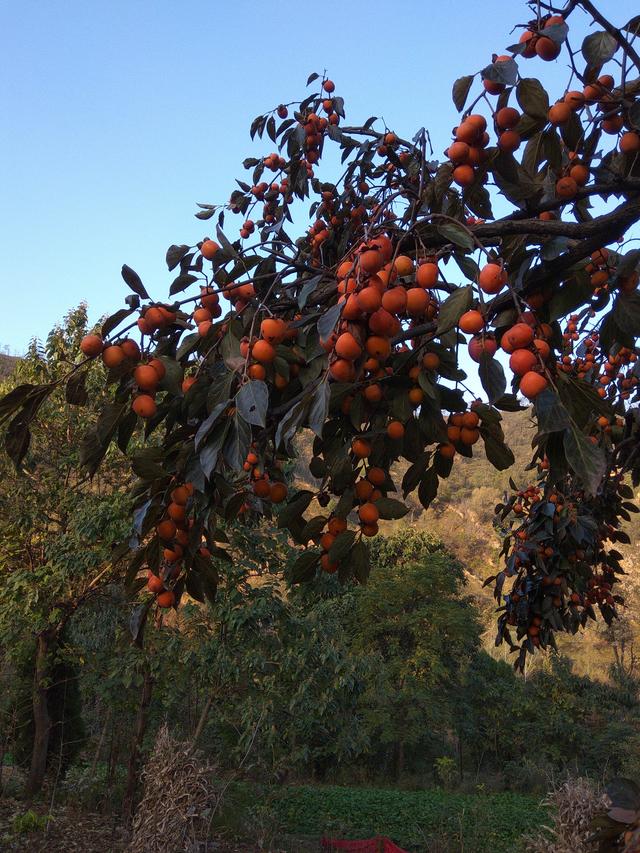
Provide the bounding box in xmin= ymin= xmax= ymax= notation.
xmin=0 ymin=306 xmax=131 ymax=797
xmin=2 ymin=0 xmax=640 ymax=677
xmin=352 ymin=532 xmax=481 ymax=778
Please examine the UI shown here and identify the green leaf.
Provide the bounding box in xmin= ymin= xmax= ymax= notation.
xmin=613 ymin=291 xmax=640 ymax=339
xmin=328 ymin=529 xmax=357 ymax=563
xmin=290 ymin=549 xmax=320 ymax=583
xmin=564 ymin=426 xmax=606 ymax=497
xmin=235 ymin=380 xmax=268 ymax=427
xmin=102 ymin=308 xmax=134 ymax=338
xmin=437 ymin=222 xmax=474 ymax=251
xmin=582 ymin=31 xmax=618 ymax=66
xmin=535 ymin=389 xmax=571 ymax=434
xmin=436 ymin=286 xmax=473 ymax=335
xmin=452 ymin=75 xmax=474 ymax=112
xmin=166 ymin=244 xmax=190 ymax=271
xmin=478 ymin=353 xmax=506 ymax=404
xmin=200 ymin=422 xmax=228 ymax=479
xmin=351 ymin=540 xmax=370 ymax=584
xmin=418 ymin=467 xmax=439 ymax=510
xmin=121 ymin=265 xmax=149 ymax=299
xmin=222 ymin=412 xmax=251 ymax=470
xmin=480 ymin=423 xmax=515 ymax=470
xmin=169 ymin=273 xmax=198 ymax=295
xmin=65 ymin=371 xmax=88 ymax=406
xmin=375 ymin=497 xmax=409 ymax=520
xmin=317 ymin=302 xmax=341 ymax=342
xmin=516 ymin=78 xmax=549 ymax=120
xmin=308 ymin=380 xmax=330 ymax=438
xmin=194 ymin=400 xmax=230 ymax=451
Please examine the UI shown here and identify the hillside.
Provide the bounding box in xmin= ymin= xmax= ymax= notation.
xmin=0 ymin=353 xmax=18 ymax=379
xmin=293 ymin=409 xmax=640 ymax=680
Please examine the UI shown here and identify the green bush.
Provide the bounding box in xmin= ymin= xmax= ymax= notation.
xmin=227 ymin=783 xmax=546 ymax=853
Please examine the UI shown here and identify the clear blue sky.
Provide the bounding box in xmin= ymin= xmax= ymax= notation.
xmin=0 ymin=0 xmax=635 ymax=354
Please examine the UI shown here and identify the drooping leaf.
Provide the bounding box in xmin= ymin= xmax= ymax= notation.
xmin=375 ymin=497 xmax=410 ymax=520
xmin=121 ymin=265 xmax=149 ymax=299
xmin=290 ymin=549 xmax=320 ymax=583
xmin=166 ymin=244 xmax=191 ymax=271
xmin=437 ymin=221 xmax=474 ymax=251
xmin=235 ymin=380 xmax=268 ymax=427
xmin=516 ymin=78 xmax=549 ymax=120
xmin=478 ymin=353 xmax=507 ymax=404
xmin=582 ymin=31 xmax=618 ymax=66
xmin=564 ymin=426 xmax=606 ymax=497
xmin=452 ymin=75 xmax=474 ymax=112
xmin=308 ymin=380 xmax=330 ymax=438
xmin=436 ymin=286 xmax=473 ymax=335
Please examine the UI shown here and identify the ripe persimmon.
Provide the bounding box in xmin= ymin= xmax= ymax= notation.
xmin=157 ymin=590 xmax=176 ymax=608
xmin=357 ymin=286 xmax=383 ymax=313
xmin=201 ymin=239 xmax=219 ymax=259
xmin=359 ymin=502 xmax=380 ymax=525
xmin=416 ymin=262 xmax=438 ymax=288
xmin=102 ymin=345 xmax=125 ymax=369
xmin=352 ymin=437 xmax=372 ymax=458
xmin=80 ymin=334 xmax=104 ymax=357
xmin=252 ymin=339 xmax=277 ymax=363
xmin=132 ymin=394 xmax=157 ymax=419
xmin=510 ymin=349 xmax=538 ymax=376
xmin=365 ymin=336 xmax=391 ymax=360
xmin=452 ymin=164 xmax=475 ymax=187
xmin=330 ymin=359 xmax=356 ymax=382
xmin=405 ymin=288 xmax=430 ymax=316
xmin=479 ymin=263 xmax=507 ymax=294
xmin=270 ymin=482 xmax=288 ymax=503
xmin=134 ymin=365 xmax=160 ymax=392
xmin=556 ymin=176 xmax=578 ymax=199
xmin=387 ymin=420 xmax=405 ymax=439
xmin=459 ymin=310 xmax=485 ymax=334
xmin=520 ymin=371 xmax=548 ymax=398
xmin=335 ymin=332 xmax=362 ymax=361
xmin=382 ymin=287 xmax=407 ymax=313
xmin=147 ymin=573 xmax=164 ymax=593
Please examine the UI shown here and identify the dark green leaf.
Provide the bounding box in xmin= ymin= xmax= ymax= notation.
xmin=478 ymin=353 xmax=507 ymax=404
xmin=437 ymin=222 xmax=474 ymax=251
xmin=290 ymin=549 xmax=320 ymax=583
xmin=452 ymin=75 xmax=474 ymax=112
xmin=121 ymin=265 xmax=149 ymax=299
xmin=375 ymin=497 xmax=409 ymax=519
xmin=582 ymin=31 xmax=618 ymax=66
xmin=516 ymin=78 xmax=549 ymax=120
xmin=564 ymin=426 xmax=606 ymax=496
xmin=436 ymin=286 xmax=473 ymax=335
xmin=308 ymin=380 xmax=330 ymax=438
xmin=328 ymin=529 xmax=357 ymax=563
xmin=236 ymin=380 xmax=268 ymax=427
xmin=170 ymin=273 xmax=198 ymax=296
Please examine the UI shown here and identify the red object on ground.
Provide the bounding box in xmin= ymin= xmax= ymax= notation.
xmin=321 ymin=837 xmax=408 ymax=853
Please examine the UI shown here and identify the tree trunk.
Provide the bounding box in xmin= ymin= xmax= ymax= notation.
xmin=190 ymin=690 xmax=215 ymax=753
xmin=24 ymin=632 xmax=54 ymax=799
xmin=122 ymin=664 xmax=154 ymax=823
xmin=89 ymin=707 xmax=112 ymax=779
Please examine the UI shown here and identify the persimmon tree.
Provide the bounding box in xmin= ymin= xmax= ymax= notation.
xmin=3 ymin=0 xmax=640 ymax=671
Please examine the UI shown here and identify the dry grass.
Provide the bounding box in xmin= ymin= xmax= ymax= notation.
xmin=128 ymin=724 xmax=217 ymax=853
xmin=525 ymin=777 xmax=607 ymax=853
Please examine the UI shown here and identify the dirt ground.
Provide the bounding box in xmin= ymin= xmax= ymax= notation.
xmin=0 ymin=797 xmax=271 ymax=852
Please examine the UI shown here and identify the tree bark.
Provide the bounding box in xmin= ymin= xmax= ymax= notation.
xmin=24 ymin=632 xmax=54 ymax=799
xmin=190 ymin=689 xmax=215 ymax=753
xmin=122 ymin=664 xmax=154 ymax=824
xmin=89 ymin=706 xmax=112 ymax=780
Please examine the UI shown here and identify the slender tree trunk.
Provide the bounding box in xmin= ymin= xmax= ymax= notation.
xmin=89 ymin=707 xmax=112 ymax=779
xmin=24 ymin=632 xmax=54 ymax=799
xmin=190 ymin=690 xmax=215 ymax=753
xmin=122 ymin=664 xmax=154 ymax=823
